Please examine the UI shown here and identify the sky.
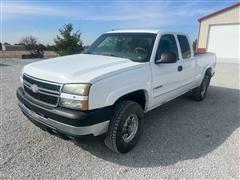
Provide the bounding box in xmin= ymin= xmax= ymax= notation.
xmin=1 ymin=0 xmax=238 ymax=46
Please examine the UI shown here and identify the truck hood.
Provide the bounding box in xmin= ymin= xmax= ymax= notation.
xmin=22 ymin=54 xmax=143 ymax=83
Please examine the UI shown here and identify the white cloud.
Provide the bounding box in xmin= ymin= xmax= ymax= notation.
xmin=2 ymin=1 xmax=222 ymax=45
xmin=2 ymin=1 xmax=213 ymax=24
xmin=2 ymin=3 xmax=66 ymax=17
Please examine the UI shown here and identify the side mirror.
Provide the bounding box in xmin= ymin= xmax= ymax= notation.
xmin=155 ymin=52 xmax=177 ymax=64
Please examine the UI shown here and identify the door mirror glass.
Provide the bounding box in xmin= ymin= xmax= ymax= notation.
xmin=156 ymin=52 xmax=177 ymax=64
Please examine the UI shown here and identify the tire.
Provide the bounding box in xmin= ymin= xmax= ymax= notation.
xmin=104 ymin=100 xmax=144 ymax=153
xmin=191 ymin=74 xmax=211 ymax=101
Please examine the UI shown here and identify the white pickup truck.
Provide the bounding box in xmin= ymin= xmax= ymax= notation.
xmin=17 ymin=29 xmax=216 ymax=153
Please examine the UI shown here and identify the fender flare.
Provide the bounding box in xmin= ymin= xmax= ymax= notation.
xmin=202 ymin=66 xmax=213 ymax=80
xmin=104 ymin=86 xmax=150 ymax=108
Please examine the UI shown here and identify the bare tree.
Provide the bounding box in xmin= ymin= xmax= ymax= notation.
xmin=20 ymin=36 xmax=38 ymax=52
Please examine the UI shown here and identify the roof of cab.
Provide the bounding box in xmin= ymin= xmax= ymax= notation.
xmin=105 ymin=29 xmax=162 ymax=34
xmin=104 ymin=29 xmax=185 ymax=35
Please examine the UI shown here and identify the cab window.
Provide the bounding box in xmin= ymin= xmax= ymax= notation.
xmin=177 ymin=35 xmax=191 ymax=59
xmin=155 ymin=34 xmax=179 ymax=61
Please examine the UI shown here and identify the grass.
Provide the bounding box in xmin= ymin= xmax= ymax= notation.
xmin=0 ymin=50 xmax=58 ymax=58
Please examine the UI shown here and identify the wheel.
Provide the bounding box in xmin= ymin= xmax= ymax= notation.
xmin=104 ymin=100 xmax=144 ymax=153
xmin=191 ymin=74 xmax=211 ymax=101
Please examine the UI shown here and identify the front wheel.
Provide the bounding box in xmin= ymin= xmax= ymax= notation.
xmin=104 ymin=100 xmax=144 ymax=153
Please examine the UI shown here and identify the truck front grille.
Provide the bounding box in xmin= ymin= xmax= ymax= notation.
xmin=23 ymin=74 xmax=62 ymax=107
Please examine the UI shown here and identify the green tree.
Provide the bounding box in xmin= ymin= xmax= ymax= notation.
xmin=54 ymin=23 xmax=83 ymax=56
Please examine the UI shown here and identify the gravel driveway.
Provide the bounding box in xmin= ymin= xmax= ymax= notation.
xmin=0 ymin=58 xmax=239 ymax=179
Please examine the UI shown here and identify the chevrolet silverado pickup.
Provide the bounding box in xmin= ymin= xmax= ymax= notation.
xmin=17 ymin=29 xmax=216 ymax=153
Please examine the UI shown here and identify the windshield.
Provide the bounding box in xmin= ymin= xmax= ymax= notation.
xmin=85 ymin=33 xmax=156 ymax=62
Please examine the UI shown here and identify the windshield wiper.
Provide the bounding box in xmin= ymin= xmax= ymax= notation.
xmin=106 ymin=53 xmax=119 ymax=58
xmin=90 ymin=52 xmax=119 ymax=58
xmin=86 ymin=52 xmax=134 ymax=61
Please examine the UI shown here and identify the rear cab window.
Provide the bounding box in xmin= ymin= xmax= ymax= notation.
xmin=177 ymin=35 xmax=191 ymax=59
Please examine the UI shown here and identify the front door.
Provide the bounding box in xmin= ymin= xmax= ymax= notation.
xmin=151 ymin=34 xmax=184 ymax=108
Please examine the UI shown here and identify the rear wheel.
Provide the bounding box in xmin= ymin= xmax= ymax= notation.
xmin=104 ymin=100 xmax=144 ymax=153
xmin=191 ymin=74 xmax=211 ymax=101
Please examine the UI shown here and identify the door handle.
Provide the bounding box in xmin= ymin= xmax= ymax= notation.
xmin=178 ymin=66 xmax=183 ymax=71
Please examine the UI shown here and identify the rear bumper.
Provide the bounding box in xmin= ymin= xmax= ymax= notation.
xmin=17 ymin=87 xmax=112 ymax=136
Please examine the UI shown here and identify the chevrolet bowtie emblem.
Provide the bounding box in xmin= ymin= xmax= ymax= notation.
xmin=31 ymin=84 xmax=39 ymax=93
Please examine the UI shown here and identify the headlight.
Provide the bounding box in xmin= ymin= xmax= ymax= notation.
xmin=60 ymin=84 xmax=91 ymax=110
xmin=62 ymin=84 xmax=90 ymax=96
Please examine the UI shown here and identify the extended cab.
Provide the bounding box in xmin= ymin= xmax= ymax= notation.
xmin=17 ymin=29 xmax=216 ymax=153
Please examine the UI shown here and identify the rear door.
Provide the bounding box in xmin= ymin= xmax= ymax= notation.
xmin=176 ymin=35 xmax=195 ymax=89
xmin=150 ymin=34 xmax=185 ymax=108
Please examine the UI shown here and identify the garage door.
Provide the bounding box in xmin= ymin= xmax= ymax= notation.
xmin=207 ymin=24 xmax=240 ymax=63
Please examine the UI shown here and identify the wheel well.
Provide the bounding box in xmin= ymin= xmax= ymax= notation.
xmin=205 ymin=68 xmax=212 ymax=77
xmin=115 ymin=90 xmax=147 ymax=109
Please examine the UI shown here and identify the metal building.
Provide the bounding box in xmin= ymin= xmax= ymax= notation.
xmin=197 ymin=3 xmax=240 ymax=63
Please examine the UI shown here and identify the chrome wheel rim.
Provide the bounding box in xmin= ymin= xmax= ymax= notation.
xmin=122 ymin=114 xmax=139 ymax=143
